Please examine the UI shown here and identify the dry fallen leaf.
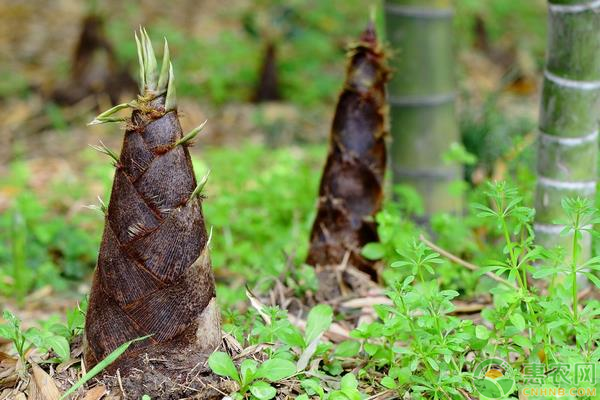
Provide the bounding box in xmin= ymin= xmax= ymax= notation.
xmin=340 ymin=296 xmax=391 ymax=309
xmin=14 ymin=391 xmax=27 ymax=400
xmin=0 ymin=355 xmax=18 ymax=389
xmin=287 ymin=314 xmax=351 ymax=342
xmin=82 ymin=385 xmax=107 ymax=400
xmin=56 ymin=358 xmax=80 ymax=374
xmin=29 ymin=363 xmax=61 ymax=400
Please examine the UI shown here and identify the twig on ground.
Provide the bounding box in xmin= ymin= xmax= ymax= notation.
xmin=287 ymin=314 xmax=351 ymax=342
xmin=419 ymin=234 xmax=517 ymax=289
xmin=116 ymin=369 xmax=125 ymax=398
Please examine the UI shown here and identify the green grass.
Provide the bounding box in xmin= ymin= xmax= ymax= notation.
xmin=0 ymin=143 xmax=325 ymax=306
xmin=2 ymin=139 xmax=600 ymax=399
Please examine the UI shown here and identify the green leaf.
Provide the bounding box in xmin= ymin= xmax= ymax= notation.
xmin=0 ymin=325 xmax=12 ymax=340
xmin=208 ymin=351 xmax=240 ymax=382
xmin=364 ymin=342 xmax=380 ymax=356
xmin=305 ymin=304 xmax=332 ymax=344
xmin=249 ymin=381 xmax=277 ymax=400
xmin=475 ymin=325 xmax=490 ymax=340
xmin=334 ymin=340 xmax=360 ymax=357
xmin=277 ymin=326 xmax=305 ymax=348
xmin=296 ymin=334 xmax=321 ymax=371
xmin=240 ymin=358 xmax=258 ymax=386
xmin=584 ymin=273 xmax=600 ymax=289
xmin=512 ymin=335 xmax=531 ymax=350
xmin=426 ymin=357 xmax=439 ymax=371
xmin=391 ymin=260 xmax=410 ymax=269
xmin=48 ymin=323 xmax=70 ymax=339
xmin=44 ymin=335 xmax=70 ymax=362
xmin=255 ymin=358 xmax=296 ymax=382
xmin=329 ymin=393 xmax=351 ymax=400
xmin=301 ymin=378 xmax=325 ymax=398
xmin=381 ymin=376 xmax=397 ymax=389
xmin=340 ymin=373 xmax=358 ymax=391
xmin=340 ymin=373 xmax=361 ymax=400
xmin=509 ymin=313 xmax=526 ymax=331
xmin=362 ymin=242 xmax=385 ymax=260
xmin=60 ymin=335 xmax=151 ymax=400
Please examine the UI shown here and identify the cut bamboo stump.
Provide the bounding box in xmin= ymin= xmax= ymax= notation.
xmin=384 ymin=0 xmax=462 ymax=219
xmin=535 ymin=0 xmax=600 ymax=255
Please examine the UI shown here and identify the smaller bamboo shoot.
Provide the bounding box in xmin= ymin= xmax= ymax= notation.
xmin=306 ymin=23 xmax=389 ymax=298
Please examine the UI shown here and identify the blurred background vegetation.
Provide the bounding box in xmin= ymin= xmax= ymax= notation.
xmin=0 ymin=0 xmax=548 ymax=313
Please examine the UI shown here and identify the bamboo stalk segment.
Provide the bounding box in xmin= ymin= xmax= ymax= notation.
xmin=385 ymin=0 xmax=462 ymax=217
xmin=535 ymin=0 xmax=600 ymax=253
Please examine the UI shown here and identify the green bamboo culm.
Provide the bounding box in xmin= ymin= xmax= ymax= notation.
xmin=384 ymin=0 xmax=461 ymax=219
xmin=534 ymin=0 xmax=600 ymax=254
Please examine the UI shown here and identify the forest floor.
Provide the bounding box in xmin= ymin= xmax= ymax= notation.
xmin=7 ymin=1 xmax=598 ymax=399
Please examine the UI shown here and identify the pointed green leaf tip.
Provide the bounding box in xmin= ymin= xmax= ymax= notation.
xmin=134 ymin=31 xmax=145 ymax=92
xmin=189 ymin=170 xmax=210 ymax=202
xmin=174 ymin=120 xmax=207 ymax=147
xmin=88 ymin=102 xmax=132 ymax=125
xmin=165 ymin=62 xmax=177 ymax=111
xmin=89 ymin=140 xmax=119 ymax=164
xmin=135 ymin=28 xmax=175 ymax=103
xmin=158 ymin=38 xmax=170 ymax=91
xmin=143 ymin=28 xmax=158 ymax=90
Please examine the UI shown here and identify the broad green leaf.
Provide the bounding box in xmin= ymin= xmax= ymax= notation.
xmin=440 ymin=290 xmax=460 ymax=299
xmin=240 ymin=358 xmax=258 ymax=386
xmin=208 ymin=351 xmax=240 ymax=382
xmin=381 ymin=376 xmax=397 ymax=389
xmin=364 ymin=342 xmax=380 ymax=356
xmin=475 ymin=325 xmax=490 ymax=340
xmin=334 ymin=340 xmax=360 ymax=357
xmin=305 ymin=304 xmax=332 ymax=344
xmin=255 ymin=358 xmax=296 ymax=381
xmin=340 ymin=373 xmax=358 ymax=391
xmin=512 ymin=335 xmax=531 ymax=349
xmin=340 ymin=373 xmax=361 ymax=400
xmin=48 ymin=323 xmax=70 ymax=338
xmin=301 ymin=378 xmax=325 ymax=398
xmin=362 ymin=243 xmax=385 ymax=260
xmin=44 ymin=335 xmax=70 ymax=362
xmin=276 ymin=326 xmax=305 ymax=348
xmin=329 ymin=393 xmax=351 ymax=400
xmin=249 ymin=381 xmax=276 ymax=400
xmin=509 ymin=313 xmax=526 ymax=331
